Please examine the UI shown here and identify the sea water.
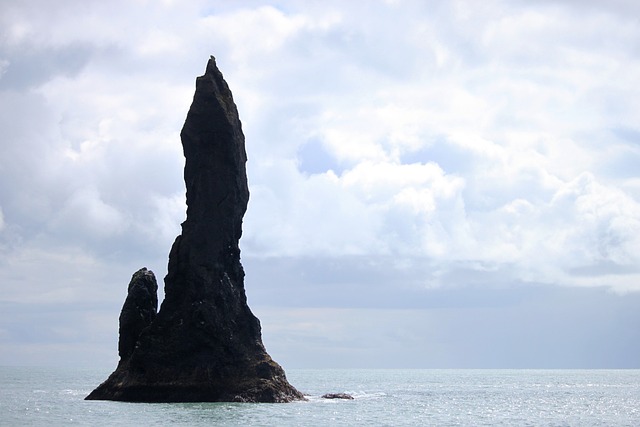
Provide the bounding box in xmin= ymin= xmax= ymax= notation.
xmin=2 ymin=367 xmax=639 ymax=426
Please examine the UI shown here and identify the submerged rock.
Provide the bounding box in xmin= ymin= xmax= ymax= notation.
xmin=86 ymin=56 xmax=304 ymax=403
xmin=322 ymin=393 xmax=355 ymax=400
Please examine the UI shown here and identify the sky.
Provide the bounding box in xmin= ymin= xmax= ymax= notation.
xmin=1 ymin=0 xmax=639 ymax=369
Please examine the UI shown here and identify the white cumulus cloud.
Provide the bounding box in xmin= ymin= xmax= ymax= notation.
xmin=1 ymin=0 xmax=639 ymax=368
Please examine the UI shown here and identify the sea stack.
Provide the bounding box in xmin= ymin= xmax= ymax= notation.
xmin=86 ymin=56 xmax=304 ymax=403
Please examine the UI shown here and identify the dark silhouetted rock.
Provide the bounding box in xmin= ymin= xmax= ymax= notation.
xmin=86 ymin=56 xmax=304 ymax=403
xmin=322 ymin=393 xmax=355 ymax=400
xmin=117 ymin=268 xmax=158 ymax=360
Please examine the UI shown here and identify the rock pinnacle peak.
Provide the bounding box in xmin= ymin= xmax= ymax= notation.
xmin=86 ymin=57 xmax=304 ymax=403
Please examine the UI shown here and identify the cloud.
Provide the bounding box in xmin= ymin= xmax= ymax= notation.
xmin=0 ymin=0 xmax=639 ymax=367
xmin=255 ymin=285 xmax=640 ymax=368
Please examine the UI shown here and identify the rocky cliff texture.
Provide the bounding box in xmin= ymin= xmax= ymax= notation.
xmin=86 ymin=57 xmax=304 ymax=403
xmin=117 ymin=268 xmax=158 ymax=361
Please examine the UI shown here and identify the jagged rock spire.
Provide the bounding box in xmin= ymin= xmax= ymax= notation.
xmin=86 ymin=57 xmax=304 ymax=403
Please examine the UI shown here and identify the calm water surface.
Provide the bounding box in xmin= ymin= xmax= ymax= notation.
xmin=1 ymin=367 xmax=639 ymax=426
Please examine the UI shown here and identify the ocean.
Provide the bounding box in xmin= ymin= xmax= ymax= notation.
xmin=2 ymin=367 xmax=639 ymax=426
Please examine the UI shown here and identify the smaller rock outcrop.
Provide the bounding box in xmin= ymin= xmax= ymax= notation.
xmin=322 ymin=393 xmax=355 ymax=400
xmin=117 ymin=268 xmax=158 ymax=360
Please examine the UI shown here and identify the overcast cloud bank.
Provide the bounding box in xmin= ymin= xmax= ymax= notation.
xmin=1 ymin=0 xmax=639 ymax=368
